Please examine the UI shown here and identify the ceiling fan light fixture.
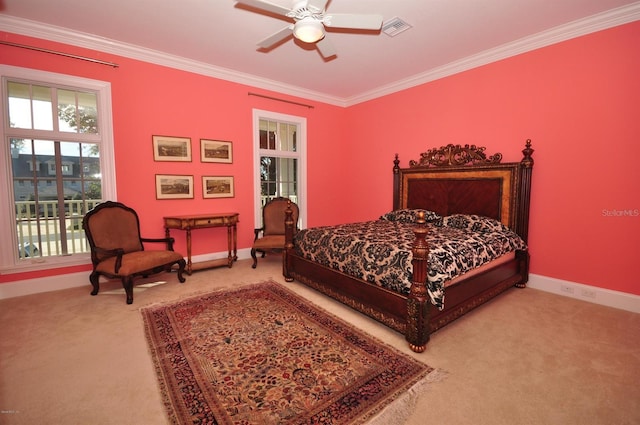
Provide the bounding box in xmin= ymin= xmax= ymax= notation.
xmin=293 ymin=18 xmax=325 ymax=43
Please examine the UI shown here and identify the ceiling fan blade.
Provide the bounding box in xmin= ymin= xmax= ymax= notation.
xmin=235 ymin=0 xmax=291 ymax=17
xmin=257 ymin=25 xmax=293 ymax=49
xmin=324 ymin=13 xmax=383 ymax=30
xmin=307 ymin=0 xmax=329 ymax=13
xmin=316 ymin=37 xmax=337 ymax=59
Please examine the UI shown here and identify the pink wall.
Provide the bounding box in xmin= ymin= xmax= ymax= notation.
xmin=0 ymin=33 xmax=347 ymax=283
xmin=1 ymin=22 xmax=639 ymax=297
xmin=344 ymin=22 xmax=640 ymax=296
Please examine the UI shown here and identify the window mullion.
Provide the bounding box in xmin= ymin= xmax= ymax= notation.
xmin=258 ymin=149 xmax=299 ymax=159
xmin=50 ymin=86 xmax=59 ymax=132
xmin=53 ymin=141 xmax=68 ymax=255
xmin=29 ymin=139 xmax=44 ymax=253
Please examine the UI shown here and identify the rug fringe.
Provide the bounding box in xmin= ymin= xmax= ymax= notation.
xmin=365 ymin=368 xmax=448 ymax=425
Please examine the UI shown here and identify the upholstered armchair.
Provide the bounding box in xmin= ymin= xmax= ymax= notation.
xmin=251 ymin=197 xmax=299 ymax=268
xmin=83 ymin=201 xmax=186 ymax=304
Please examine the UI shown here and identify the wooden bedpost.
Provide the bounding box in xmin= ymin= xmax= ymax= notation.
xmin=514 ymin=140 xmax=534 ymax=288
xmin=515 ymin=249 xmax=530 ymax=288
xmin=283 ymin=200 xmax=295 ymax=282
xmin=515 ymin=139 xmax=533 ymax=288
xmin=406 ymin=212 xmax=430 ymax=352
xmin=393 ymin=154 xmax=401 ymax=210
xmin=517 ymin=139 xmax=534 ymax=243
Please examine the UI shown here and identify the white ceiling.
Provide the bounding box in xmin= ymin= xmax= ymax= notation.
xmin=1 ymin=0 xmax=639 ymax=106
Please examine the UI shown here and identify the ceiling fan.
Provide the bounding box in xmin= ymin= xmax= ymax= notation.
xmin=235 ymin=0 xmax=383 ymax=59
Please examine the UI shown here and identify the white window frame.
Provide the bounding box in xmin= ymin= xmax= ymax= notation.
xmin=0 ymin=65 xmax=117 ymax=274
xmin=252 ymin=109 xmax=307 ymax=230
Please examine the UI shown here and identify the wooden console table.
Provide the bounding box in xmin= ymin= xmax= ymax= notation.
xmin=163 ymin=212 xmax=239 ymax=275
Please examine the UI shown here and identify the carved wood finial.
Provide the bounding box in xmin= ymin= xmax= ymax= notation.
xmin=409 ymin=144 xmax=502 ymax=167
xmin=521 ymin=139 xmax=534 ymax=167
xmin=393 ymin=153 xmax=400 ymax=173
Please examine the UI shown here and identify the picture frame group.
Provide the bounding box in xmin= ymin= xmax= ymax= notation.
xmin=155 ymin=175 xmax=234 ymax=199
xmin=152 ymin=135 xmax=234 ymax=200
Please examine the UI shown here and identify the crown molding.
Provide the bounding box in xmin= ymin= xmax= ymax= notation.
xmin=345 ymin=2 xmax=640 ymax=106
xmin=0 ymin=15 xmax=345 ymax=107
xmin=2 ymin=2 xmax=639 ymax=108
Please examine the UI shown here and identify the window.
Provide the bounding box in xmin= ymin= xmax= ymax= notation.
xmin=0 ymin=65 xmax=116 ymax=272
xmin=253 ymin=109 xmax=306 ymax=229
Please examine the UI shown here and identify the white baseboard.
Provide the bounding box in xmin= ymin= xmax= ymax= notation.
xmin=528 ymin=274 xmax=640 ymax=314
xmin=0 ymin=270 xmax=90 ymax=300
xmin=2 ymin=259 xmax=638 ymax=314
xmin=0 ymin=248 xmax=252 ymax=300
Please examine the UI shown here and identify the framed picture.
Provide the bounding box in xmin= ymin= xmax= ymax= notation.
xmin=155 ymin=174 xmax=194 ymax=199
xmin=202 ymin=176 xmax=234 ymax=198
xmin=200 ymin=139 xmax=233 ymax=163
xmin=152 ymin=136 xmax=192 ymax=162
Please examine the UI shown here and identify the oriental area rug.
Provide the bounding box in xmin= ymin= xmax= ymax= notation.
xmin=141 ymin=281 xmax=441 ymax=425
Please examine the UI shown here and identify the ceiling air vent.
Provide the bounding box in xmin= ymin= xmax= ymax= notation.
xmin=382 ymin=17 xmax=412 ymax=37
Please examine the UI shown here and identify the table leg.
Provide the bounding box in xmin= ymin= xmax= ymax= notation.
xmin=186 ymin=228 xmax=193 ymax=275
xmin=226 ymin=225 xmax=233 ymax=267
xmin=232 ymin=223 xmax=238 ymax=262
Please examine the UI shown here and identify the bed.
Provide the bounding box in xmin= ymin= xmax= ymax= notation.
xmin=283 ymin=141 xmax=534 ymax=353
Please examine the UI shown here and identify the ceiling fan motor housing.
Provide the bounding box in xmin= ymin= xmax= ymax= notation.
xmin=288 ymin=1 xmax=324 ymax=21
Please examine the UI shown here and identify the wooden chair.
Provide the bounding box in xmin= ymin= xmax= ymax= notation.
xmin=82 ymin=201 xmax=186 ymax=304
xmin=251 ymin=197 xmax=299 ymax=268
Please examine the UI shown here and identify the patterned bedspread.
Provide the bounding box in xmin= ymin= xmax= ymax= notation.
xmin=293 ymin=210 xmax=527 ymax=309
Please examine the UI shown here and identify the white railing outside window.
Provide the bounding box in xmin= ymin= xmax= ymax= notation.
xmin=15 ymin=199 xmax=102 ymax=259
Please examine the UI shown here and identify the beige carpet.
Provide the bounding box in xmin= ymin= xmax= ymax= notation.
xmin=1 ymin=254 xmax=639 ymax=424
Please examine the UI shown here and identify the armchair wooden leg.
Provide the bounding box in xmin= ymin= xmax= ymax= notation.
xmin=251 ymin=248 xmax=258 ymax=268
xmin=89 ymin=272 xmax=100 ymax=296
xmin=176 ymin=259 xmax=186 ymax=283
xmin=122 ymin=277 xmax=134 ymax=304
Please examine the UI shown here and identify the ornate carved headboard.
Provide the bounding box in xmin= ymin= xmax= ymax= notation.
xmin=393 ymin=141 xmax=534 ymax=242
